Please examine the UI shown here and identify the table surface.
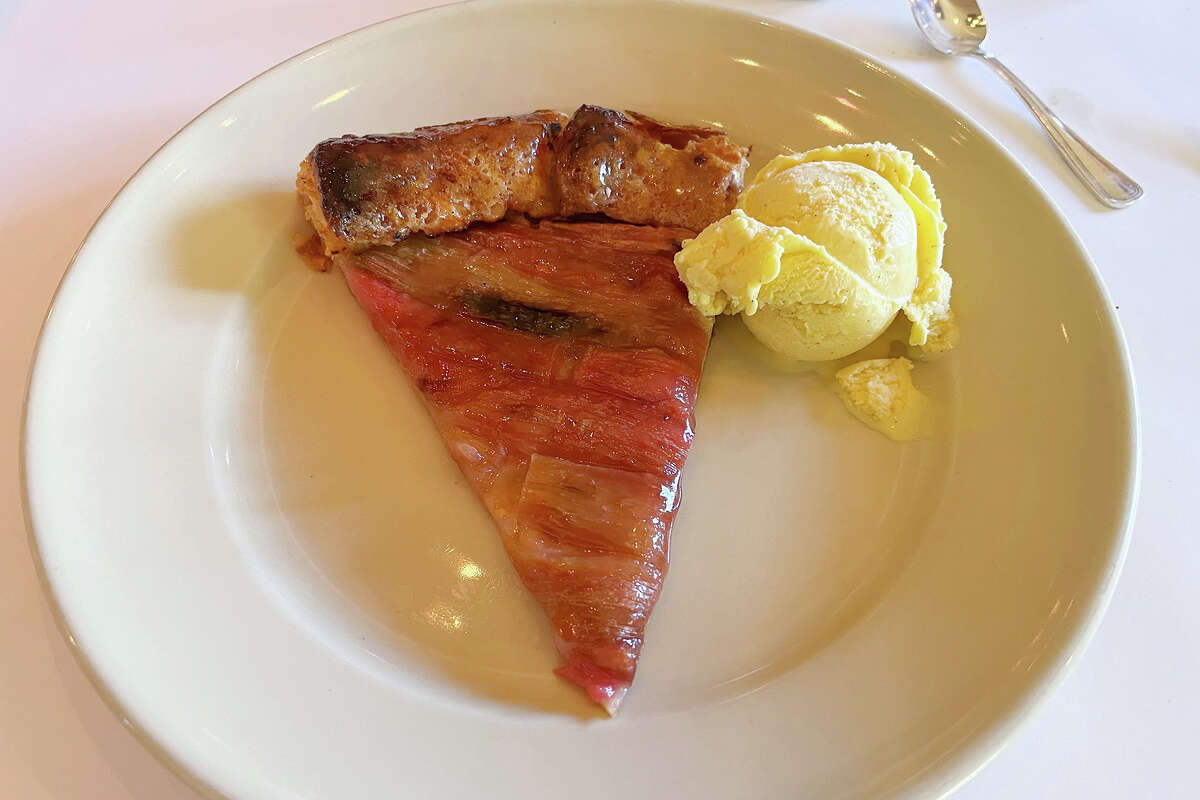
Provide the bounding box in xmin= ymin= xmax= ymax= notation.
xmin=2 ymin=0 xmax=1196 ymax=797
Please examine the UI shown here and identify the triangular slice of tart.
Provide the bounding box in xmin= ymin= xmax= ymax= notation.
xmin=334 ymin=218 xmax=711 ymax=712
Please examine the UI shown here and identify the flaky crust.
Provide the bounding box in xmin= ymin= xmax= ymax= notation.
xmin=555 ymin=106 xmax=749 ymax=232
xmin=298 ymin=106 xmax=749 ymax=256
xmin=298 ymin=111 xmax=567 ymax=255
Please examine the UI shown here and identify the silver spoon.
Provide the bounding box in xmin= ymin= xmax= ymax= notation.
xmin=909 ymin=0 xmax=1142 ymax=208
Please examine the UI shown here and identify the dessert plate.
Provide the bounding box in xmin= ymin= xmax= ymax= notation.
xmin=22 ymin=1 xmax=1138 ymax=797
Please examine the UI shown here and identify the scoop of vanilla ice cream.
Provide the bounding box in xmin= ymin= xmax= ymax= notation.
xmin=735 ymin=160 xmax=919 ymax=360
xmin=673 ymin=141 xmax=958 ymax=362
xmin=759 ymin=142 xmax=952 ymax=346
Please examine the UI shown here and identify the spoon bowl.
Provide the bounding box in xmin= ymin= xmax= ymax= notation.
xmin=911 ymin=0 xmax=988 ymax=55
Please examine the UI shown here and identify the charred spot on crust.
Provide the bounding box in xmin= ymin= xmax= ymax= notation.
xmin=563 ymin=105 xmax=625 ymax=156
xmin=693 ymin=154 xmax=707 ymax=166
xmin=315 ymin=148 xmax=378 ymax=230
xmin=460 ymin=293 xmax=594 ymax=336
xmin=318 ymin=153 xmax=356 ymax=198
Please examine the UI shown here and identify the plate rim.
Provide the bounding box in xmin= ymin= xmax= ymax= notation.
xmin=19 ymin=1 xmax=1141 ymax=798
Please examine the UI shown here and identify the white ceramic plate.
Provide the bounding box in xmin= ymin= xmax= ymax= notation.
xmin=23 ymin=1 xmax=1138 ymax=797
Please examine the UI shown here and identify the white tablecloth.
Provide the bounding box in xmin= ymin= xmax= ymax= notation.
xmin=2 ymin=0 xmax=1194 ymax=796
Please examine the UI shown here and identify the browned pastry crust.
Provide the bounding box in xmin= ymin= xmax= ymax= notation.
xmin=555 ymin=106 xmax=748 ymax=233
xmin=297 ymin=105 xmax=749 ymax=258
xmin=298 ymin=111 xmax=567 ymax=256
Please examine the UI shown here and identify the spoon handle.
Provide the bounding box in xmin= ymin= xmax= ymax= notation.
xmin=970 ymin=51 xmax=1142 ymax=208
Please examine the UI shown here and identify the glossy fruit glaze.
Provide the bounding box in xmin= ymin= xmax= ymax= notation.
xmin=337 ymin=217 xmax=712 ymax=712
